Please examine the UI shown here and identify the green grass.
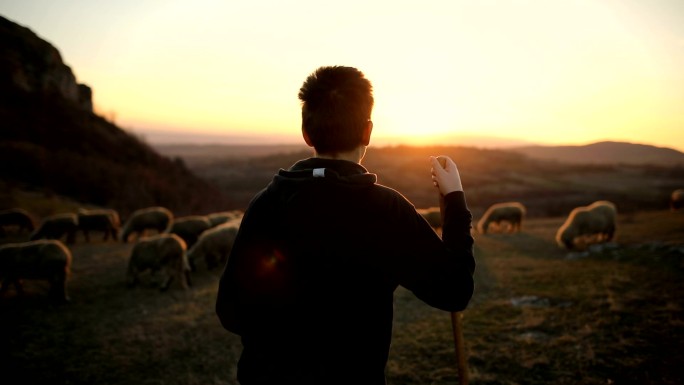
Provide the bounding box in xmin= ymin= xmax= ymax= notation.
xmin=1 ymin=210 xmax=683 ymax=384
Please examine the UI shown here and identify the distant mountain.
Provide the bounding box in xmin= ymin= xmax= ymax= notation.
xmin=511 ymin=141 xmax=684 ymax=166
xmin=0 ymin=15 xmax=232 ymax=216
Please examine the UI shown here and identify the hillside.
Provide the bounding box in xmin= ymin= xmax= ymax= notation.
xmin=0 ymin=15 xmax=231 ymax=217
xmin=511 ymin=141 xmax=684 ymax=166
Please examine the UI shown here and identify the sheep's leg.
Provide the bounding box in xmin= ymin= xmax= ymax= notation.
xmin=50 ymin=274 xmax=70 ymax=302
xmin=178 ymin=270 xmax=189 ymax=290
xmin=160 ymin=275 xmax=173 ymax=291
xmin=159 ymin=268 xmax=173 ymax=291
xmin=185 ymin=270 xmax=192 ymax=287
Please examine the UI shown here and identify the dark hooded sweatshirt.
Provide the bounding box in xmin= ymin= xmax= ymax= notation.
xmin=216 ymin=157 xmax=475 ymax=385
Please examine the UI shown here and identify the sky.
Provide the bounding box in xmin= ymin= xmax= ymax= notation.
xmin=1 ymin=0 xmax=683 ymax=151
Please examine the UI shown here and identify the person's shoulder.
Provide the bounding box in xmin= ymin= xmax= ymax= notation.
xmin=366 ymin=182 xmax=415 ymax=209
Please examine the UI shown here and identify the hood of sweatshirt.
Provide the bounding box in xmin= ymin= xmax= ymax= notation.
xmin=266 ymin=157 xmax=377 ymax=199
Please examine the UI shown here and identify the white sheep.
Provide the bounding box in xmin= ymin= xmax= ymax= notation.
xmin=168 ymin=215 xmax=212 ymax=249
xmin=417 ymin=207 xmax=442 ymax=229
xmin=671 ymin=189 xmax=684 ymax=211
xmin=187 ymin=219 xmax=241 ymax=271
xmin=477 ymin=202 xmax=526 ymax=234
xmin=207 ymin=210 xmax=244 ymax=228
xmin=0 ymin=207 xmax=37 ymax=237
xmin=77 ymin=208 xmax=121 ymax=242
xmin=119 ymin=206 xmax=173 ymax=243
xmin=30 ymin=213 xmax=79 ymax=244
xmin=127 ymin=233 xmax=191 ymax=291
xmin=556 ymin=200 xmax=617 ymax=250
xmin=0 ymin=239 xmax=72 ymax=302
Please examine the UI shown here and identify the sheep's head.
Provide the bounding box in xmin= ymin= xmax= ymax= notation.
xmin=556 ymin=224 xmax=576 ymax=250
xmin=562 ymin=237 xmax=575 ymax=250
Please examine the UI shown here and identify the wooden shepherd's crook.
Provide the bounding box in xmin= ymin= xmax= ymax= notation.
xmin=437 ymin=156 xmax=469 ymax=385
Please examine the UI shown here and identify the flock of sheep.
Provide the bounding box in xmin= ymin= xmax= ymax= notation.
xmin=0 ymin=206 xmax=243 ymax=302
xmin=418 ymin=199 xmax=616 ymax=249
xmin=420 ymin=188 xmax=684 ymax=248
xmin=0 ymin=188 xmax=682 ymax=302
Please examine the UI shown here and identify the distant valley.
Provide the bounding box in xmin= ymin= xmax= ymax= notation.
xmin=153 ymin=140 xmax=684 ymax=168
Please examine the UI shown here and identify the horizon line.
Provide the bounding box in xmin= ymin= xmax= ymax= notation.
xmin=131 ymin=128 xmax=684 ymax=153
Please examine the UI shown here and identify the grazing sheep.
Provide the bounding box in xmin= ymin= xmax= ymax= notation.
xmin=127 ymin=233 xmax=191 ymax=291
xmin=119 ymin=206 xmax=173 ymax=243
xmin=30 ymin=213 xmax=79 ymax=244
xmin=556 ymin=200 xmax=617 ymax=250
xmin=417 ymin=207 xmax=442 ymax=229
xmin=168 ymin=215 xmax=212 ymax=249
xmin=477 ymin=202 xmax=526 ymax=234
xmin=0 ymin=207 xmax=37 ymax=236
xmin=187 ymin=220 xmax=241 ymax=271
xmin=671 ymin=189 xmax=684 ymax=211
xmin=77 ymin=208 xmax=121 ymax=242
xmin=0 ymin=239 xmax=72 ymax=302
xmin=207 ymin=210 xmax=244 ymax=227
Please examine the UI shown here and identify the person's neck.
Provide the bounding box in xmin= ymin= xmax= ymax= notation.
xmin=313 ymin=145 xmax=367 ymax=164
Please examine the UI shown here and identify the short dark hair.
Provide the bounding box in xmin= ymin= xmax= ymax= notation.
xmin=298 ymin=66 xmax=374 ymax=154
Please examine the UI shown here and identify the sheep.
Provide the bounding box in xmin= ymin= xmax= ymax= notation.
xmin=187 ymin=219 xmax=241 ymax=271
xmin=119 ymin=206 xmax=173 ymax=243
xmin=477 ymin=202 xmax=526 ymax=234
xmin=127 ymin=233 xmax=191 ymax=291
xmin=671 ymin=189 xmax=684 ymax=211
xmin=77 ymin=208 xmax=121 ymax=242
xmin=207 ymin=210 xmax=244 ymax=228
xmin=0 ymin=207 xmax=37 ymax=236
xmin=30 ymin=213 xmax=79 ymax=244
xmin=168 ymin=215 xmax=212 ymax=249
xmin=556 ymin=200 xmax=617 ymax=250
xmin=417 ymin=207 xmax=442 ymax=229
xmin=0 ymin=239 xmax=72 ymax=302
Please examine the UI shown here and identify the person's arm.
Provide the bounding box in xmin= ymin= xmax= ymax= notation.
xmin=432 ymin=156 xmax=473 ymax=274
xmin=387 ymin=156 xmax=475 ymax=312
xmin=401 ymin=192 xmax=475 ymax=312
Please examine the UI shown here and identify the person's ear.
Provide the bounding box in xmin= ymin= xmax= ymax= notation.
xmin=302 ymin=127 xmax=314 ymax=147
xmin=362 ymin=120 xmax=373 ymax=146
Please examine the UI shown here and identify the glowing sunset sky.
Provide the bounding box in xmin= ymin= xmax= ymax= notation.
xmin=1 ymin=0 xmax=683 ymax=151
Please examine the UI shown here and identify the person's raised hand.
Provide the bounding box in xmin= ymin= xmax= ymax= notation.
xmin=430 ymin=155 xmax=463 ymax=195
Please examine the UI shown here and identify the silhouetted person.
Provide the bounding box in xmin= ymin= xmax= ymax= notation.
xmin=216 ymin=65 xmax=475 ymax=385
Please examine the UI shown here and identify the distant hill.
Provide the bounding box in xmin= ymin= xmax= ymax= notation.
xmin=0 ymin=15 xmax=232 ymax=217
xmin=511 ymin=141 xmax=684 ymax=166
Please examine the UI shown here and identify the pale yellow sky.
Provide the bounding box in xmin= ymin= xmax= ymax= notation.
xmin=2 ymin=0 xmax=683 ymax=151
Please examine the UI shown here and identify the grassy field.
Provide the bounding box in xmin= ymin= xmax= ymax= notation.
xmin=1 ymin=209 xmax=683 ymax=385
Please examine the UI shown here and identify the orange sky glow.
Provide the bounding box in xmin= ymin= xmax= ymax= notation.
xmin=1 ymin=0 xmax=683 ymax=151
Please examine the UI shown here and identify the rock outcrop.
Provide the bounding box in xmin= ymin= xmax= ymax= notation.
xmin=0 ymin=15 xmax=92 ymax=111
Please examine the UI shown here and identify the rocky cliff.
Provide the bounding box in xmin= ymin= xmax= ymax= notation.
xmin=0 ymin=15 xmax=232 ymax=216
xmin=0 ymin=15 xmax=92 ymax=111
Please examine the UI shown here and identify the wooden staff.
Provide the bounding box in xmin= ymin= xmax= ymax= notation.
xmin=436 ymin=156 xmax=469 ymax=385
